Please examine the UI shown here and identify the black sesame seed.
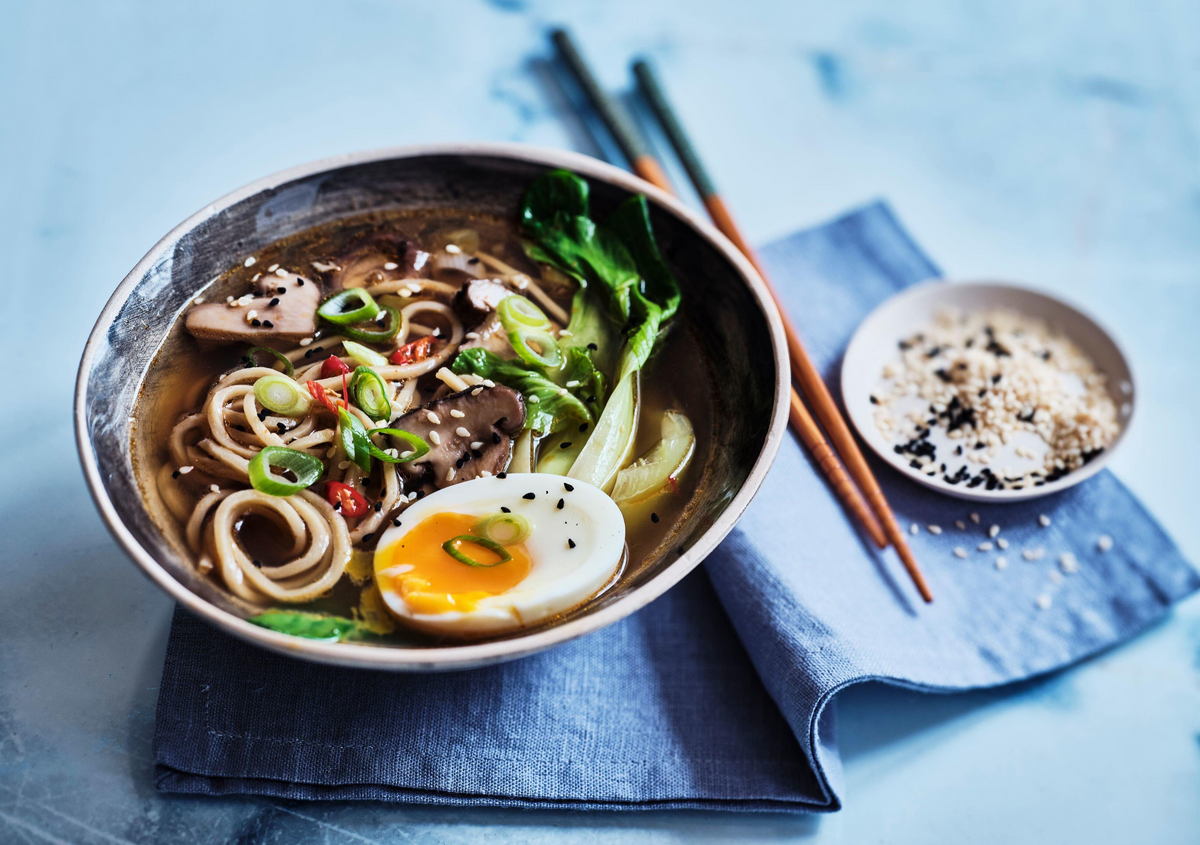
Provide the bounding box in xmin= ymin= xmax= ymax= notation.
xmin=471 ymin=449 xmax=482 ymax=459
xmin=392 ymin=518 xmax=401 ymax=526
xmin=373 ymin=501 xmax=382 ymax=512
xmin=991 ymin=374 xmax=1002 ymax=384
xmin=468 ymin=257 xmax=480 ymax=264
xmin=578 ymin=423 xmax=588 ymax=432
xmin=568 ymin=539 xmax=576 ymax=549
xmin=333 ymin=501 xmax=341 ymax=511
xmin=523 ymin=492 xmax=536 ymax=500
xmin=252 ymin=560 xmax=262 ymax=568
xmin=869 ymin=395 xmax=879 ymax=405
xmin=586 ymin=395 xmax=597 ymax=403
xmin=455 ymin=458 xmax=464 ymax=469
xmin=171 ymin=470 xmax=180 ymax=479
xmin=262 ymin=320 xmax=274 ymax=328
xmin=277 ymin=286 xmax=287 ymax=294
xmin=269 ymin=297 xmax=280 ymax=306
xmin=296 ymin=279 xmax=305 ymax=286
xmin=363 ymin=532 xmax=375 ymax=543
xmin=497 ymin=472 xmax=507 ymax=479
xmin=304 ymin=350 xmax=313 ymax=358
xmin=560 ymin=441 xmax=572 ymax=449
xmin=492 ymin=432 xmax=501 ymax=444
xmin=677 ymin=547 xmax=684 ymax=556
xmin=564 ymin=483 xmax=574 ymax=492
xmin=251 ymin=319 xmax=261 ymax=326
xmin=500 ymin=506 xmax=511 ymax=513
xmin=556 ymin=498 xmax=564 ymax=510
xmin=650 ymin=512 xmax=660 ymax=523
xmin=416 ymin=490 xmax=426 ymax=499
xmin=587 ymin=343 xmax=597 ymax=351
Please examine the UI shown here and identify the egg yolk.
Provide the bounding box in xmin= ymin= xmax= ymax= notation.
xmin=375 ymin=512 xmax=532 ymax=614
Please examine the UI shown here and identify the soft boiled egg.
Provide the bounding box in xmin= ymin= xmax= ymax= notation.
xmin=373 ymin=473 xmax=626 ymax=637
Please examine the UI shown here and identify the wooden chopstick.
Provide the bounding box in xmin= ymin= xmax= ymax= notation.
xmin=631 ymin=59 xmax=933 ymax=603
xmin=548 ymin=30 xmax=892 ymax=558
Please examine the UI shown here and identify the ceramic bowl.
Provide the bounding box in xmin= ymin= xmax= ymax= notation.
xmin=75 ymin=143 xmax=789 ymax=671
xmin=841 ymin=279 xmax=1134 ymax=502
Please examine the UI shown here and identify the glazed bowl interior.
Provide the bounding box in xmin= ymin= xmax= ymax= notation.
xmin=76 ymin=145 xmax=788 ymax=670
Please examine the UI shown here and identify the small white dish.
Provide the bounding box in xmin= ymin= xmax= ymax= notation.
xmin=841 ymin=280 xmax=1135 ymax=502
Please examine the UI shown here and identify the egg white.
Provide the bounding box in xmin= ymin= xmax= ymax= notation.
xmin=373 ymin=473 xmax=626 ymax=637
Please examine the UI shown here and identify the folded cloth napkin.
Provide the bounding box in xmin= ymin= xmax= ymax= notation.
xmin=155 ymin=202 xmax=1198 ymax=811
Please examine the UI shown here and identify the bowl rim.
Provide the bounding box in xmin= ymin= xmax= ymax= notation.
xmin=840 ymin=277 xmax=1135 ymax=503
xmin=74 ymin=141 xmax=791 ymax=671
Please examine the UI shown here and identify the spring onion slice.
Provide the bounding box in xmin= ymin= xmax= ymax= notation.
xmin=498 ymin=294 xmax=550 ymax=329
xmin=337 ymin=407 xmax=373 ymax=473
xmin=253 ymin=374 xmax=311 ymax=417
xmin=340 ymin=304 xmax=401 ymax=342
xmin=367 ymin=428 xmax=430 ymax=463
xmin=350 ymin=367 xmax=391 ymax=421
xmin=442 ymin=535 xmax=512 ymax=567
xmin=244 ymin=346 xmax=294 ymax=377
xmin=318 ymin=288 xmax=380 ymax=325
xmin=507 ymin=325 xmax=563 ymax=369
xmin=471 ymin=513 xmax=532 ymax=545
xmin=341 ymin=340 xmax=389 ymax=368
xmin=248 ymin=446 xmax=323 ymax=496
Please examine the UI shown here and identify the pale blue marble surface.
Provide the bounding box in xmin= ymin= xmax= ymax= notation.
xmin=2 ymin=0 xmax=1198 ymax=842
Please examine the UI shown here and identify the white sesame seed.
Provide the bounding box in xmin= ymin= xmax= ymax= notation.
xmin=978 ymin=542 xmax=994 ymax=551
xmin=210 ymin=484 xmax=220 ymax=494
xmin=407 ymin=282 xmax=422 ymax=293
xmin=1038 ymin=514 xmax=1051 ymax=527
xmin=482 ymin=379 xmax=495 ymax=388
xmin=428 ymin=431 xmax=441 ymax=445
xmin=338 ymin=461 xmax=350 ymax=470
xmin=275 ymin=267 xmax=288 ymax=277
xmin=953 ymin=547 xmax=968 ymax=559
xmin=299 ymin=338 xmax=313 ymax=346
xmin=383 ymin=262 xmax=398 ymax=270
xmin=192 ymin=297 xmax=205 ymax=304
xmin=1097 ymin=534 xmax=1113 ymax=552
xmin=399 ymin=289 xmax=413 ymax=297
xmin=244 ymin=256 xmax=257 ymax=267
xmin=1036 ymin=594 xmax=1053 ymax=610
xmin=449 ymin=409 xmax=466 ymax=418
xmin=447 ymin=467 xmax=456 ymax=481
xmin=465 ymin=332 xmax=480 ymax=340
xmin=470 ymin=441 xmax=483 ymax=449
xmin=198 ymin=557 xmax=214 ymax=574
xmin=996 ymin=538 xmax=1009 ymax=550
xmin=226 ymin=295 xmax=235 ymax=303
xmin=399 ymin=450 xmax=414 ymax=459
xmin=480 ymin=470 xmax=493 ymax=477
xmin=267 ymin=263 xmax=279 ymax=272
xmin=995 ymin=556 xmax=1008 ymax=569
xmin=426 ymin=411 xmax=441 ymax=425
xmin=246 ymin=309 xmax=258 ymax=321
xmin=445 ymin=244 xmax=461 ymax=254
xmin=988 ymin=524 xmax=1000 ymax=538
xmin=910 ymin=523 xmax=919 ymax=535
xmin=471 ymin=387 xmax=483 ymax=396
xmin=565 ymin=380 xmax=580 ymax=388
xmin=178 ymin=466 xmax=194 ymax=474
xmin=559 ymin=329 xmax=573 ymax=337
xmin=969 ymin=513 xmax=980 ymax=524
xmin=927 ymin=525 xmax=943 ymax=535
xmin=955 ymin=520 xmax=966 ymax=530
xmin=456 ymin=426 xmax=471 ymax=437
xmin=557 ymin=388 xmax=568 ymax=396
xmin=528 ymin=395 xmax=540 ymax=403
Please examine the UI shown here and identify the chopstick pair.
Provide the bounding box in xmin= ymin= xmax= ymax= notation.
xmin=550 ymin=29 xmax=934 ymax=603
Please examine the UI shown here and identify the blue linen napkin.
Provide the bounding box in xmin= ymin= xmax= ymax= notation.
xmin=154 ymin=202 xmax=1198 ymax=811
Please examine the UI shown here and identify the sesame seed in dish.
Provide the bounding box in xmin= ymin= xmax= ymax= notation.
xmin=872 ymin=307 xmax=1119 ymax=492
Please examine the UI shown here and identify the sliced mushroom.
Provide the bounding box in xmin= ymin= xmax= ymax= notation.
xmin=453 ymin=278 xmax=512 ymax=328
xmin=391 ymin=385 xmax=525 ymax=487
xmin=332 ymin=234 xmax=429 ymax=290
xmin=185 ymin=272 xmax=319 ymax=344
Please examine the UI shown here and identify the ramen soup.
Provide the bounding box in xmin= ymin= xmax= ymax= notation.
xmin=136 ymin=170 xmax=713 ymax=644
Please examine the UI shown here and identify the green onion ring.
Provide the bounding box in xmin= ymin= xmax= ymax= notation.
xmin=317 ymin=288 xmax=380 ymax=326
xmin=248 ymin=446 xmax=323 ymax=496
xmin=350 ymin=367 xmax=392 ymax=421
xmin=253 ymin=374 xmax=312 ymax=417
xmin=341 ymin=340 xmax=389 ymax=368
xmin=471 ymin=513 xmax=532 ymax=545
xmin=244 ymin=346 xmax=295 ymax=376
xmin=367 ymin=428 xmax=430 ymax=463
xmin=340 ymin=304 xmax=401 ymax=342
xmin=498 ymin=295 xmax=550 ymax=329
xmin=441 ymin=535 xmax=513 ymax=567
xmin=337 ymin=407 xmax=373 ymax=473
xmin=507 ymin=326 xmax=563 ymax=369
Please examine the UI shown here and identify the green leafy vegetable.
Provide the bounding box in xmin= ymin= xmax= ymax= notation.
xmin=249 ymin=610 xmax=375 ymax=643
xmin=451 ymin=348 xmax=593 ymax=437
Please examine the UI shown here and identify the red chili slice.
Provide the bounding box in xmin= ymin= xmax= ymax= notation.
xmin=390 ymin=335 xmax=435 ymax=366
xmin=306 ymin=380 xmax=343 ymax=415
xmin=319 ymin=355 xmax=351 ymax=378
xmin=325 ymin=481 xmax=369 ymax=518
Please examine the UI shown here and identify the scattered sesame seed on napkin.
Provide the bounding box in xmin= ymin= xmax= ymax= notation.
xmin=154 ymin=202 xmax=1198 ymax=812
